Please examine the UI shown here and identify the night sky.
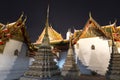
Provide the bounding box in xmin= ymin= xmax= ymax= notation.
xmin=0 ymin=0 xmax=120 ymax=42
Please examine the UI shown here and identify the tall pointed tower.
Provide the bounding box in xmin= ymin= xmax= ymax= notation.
xmin=106 ymin=34 xmax=120 ymax=80
xmin=61 ymin=36 xmax=81 ymax=80
xmin=20 ymin=5 xmax=63 ymax=80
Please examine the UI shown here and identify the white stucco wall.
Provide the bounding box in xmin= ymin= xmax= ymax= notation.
xmin=74 ymin=37 xmax=111 ymax=75
xmin=0 ymin=39 xmax=31 ymax=80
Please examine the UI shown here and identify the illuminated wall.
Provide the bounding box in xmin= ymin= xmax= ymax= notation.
xmin=74 ymin=37 xmax=110 ymax=75
xmin=0 ymin=39 xmax=31 ymax=80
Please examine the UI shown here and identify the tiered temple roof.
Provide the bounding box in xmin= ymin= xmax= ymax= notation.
xmin=101 ymin=22 xmax=117 ymax=34
xmin=72 ymin=14 xmax=120 ymax=44
xmin=80 ymin=13 xmax=108 ymax=39
xmin=0 ymin=14 xmax=32 ymax=53
xmin=35 ymin=25 xmax=63 ymax=44
xmin=101 ymin=22 xmax=120 ymax=42
xmin=72 ymin=13 xmax=110 ymax=44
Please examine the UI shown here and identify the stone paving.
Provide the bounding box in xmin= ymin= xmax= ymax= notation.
xmin=64 ymin=75 xmax=106 ymax=80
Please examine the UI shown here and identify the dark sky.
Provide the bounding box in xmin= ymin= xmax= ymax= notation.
xmin=0 ymin=0 xmax=120 ymax=42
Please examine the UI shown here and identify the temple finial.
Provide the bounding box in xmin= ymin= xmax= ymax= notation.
xmin=89 ymin=12 xmax=92 ymax=19
xmin=18 ymin=12 xmax=24 ymax=21
xmin=22 ymin=16 xmax=27 ymax=25
xmin=42 ymin=4 xmax=50 ymax=45
xmin=113 ymin=19 xmax=117 ymax=25
xmin=45 ymin=5 xmax=49 ymax=27
xmin=44 ymin=5 xmax=50 ymax=35
xmin=47 ymin=5 xmax=49 ymax=20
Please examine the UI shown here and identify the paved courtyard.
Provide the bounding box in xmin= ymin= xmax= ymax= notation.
xmin=64 ymin=75 xmax=106 ymax=80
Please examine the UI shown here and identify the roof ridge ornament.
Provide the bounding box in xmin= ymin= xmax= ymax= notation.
xmin=113 ymin=19 xmax=117 ymax=26
xmin=21 ymin=16 xmax=27 ymax=26
xmin=109 ymin=20 xmax=117 ymax=26
xmin=18 ymin=12 xmax=24 ymax=21
xmin=89 ymin=12 xmax=92 ymax=20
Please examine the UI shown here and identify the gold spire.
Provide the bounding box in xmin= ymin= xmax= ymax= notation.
xmin=45 ymin=5 xmax=49 ymax=35
xmin=45 ymin=5 xmax=49 ymax=27
xmin=42 ymin=5 xmax=50 ymax=45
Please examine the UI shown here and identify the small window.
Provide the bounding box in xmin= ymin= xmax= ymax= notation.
xmin=91 ymin=45 xmax=95 ymax=50
xmin=14 ymin=49 xmax=19 ymax=56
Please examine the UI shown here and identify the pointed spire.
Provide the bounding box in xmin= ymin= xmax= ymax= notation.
xmin=45 ymin=4 xmax=49 ymax=33
xmin=45 ymin=5 xmax=49 ymax=27
xmin=42 ymin=5 xmax=50 ymax=45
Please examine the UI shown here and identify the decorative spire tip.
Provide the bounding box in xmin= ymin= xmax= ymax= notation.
xmin=89 ymin=12 xmax=92 ymax=19
xmin=47 ymin=5 xmax=49 ymax=19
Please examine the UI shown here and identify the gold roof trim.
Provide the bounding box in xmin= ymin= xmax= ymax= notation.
xmin=79 ymin=14 xmax=109 ymax=39
xmin=35 ymin=26 xmax=63 ymax=44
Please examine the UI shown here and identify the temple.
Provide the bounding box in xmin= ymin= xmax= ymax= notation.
xmin=1 ymin=4 xmax=120 ymax=80
xmin=35 ymin=25 xmax=63 ymax=44
xmin=72 ymin=14 xmax=110 ymax=75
